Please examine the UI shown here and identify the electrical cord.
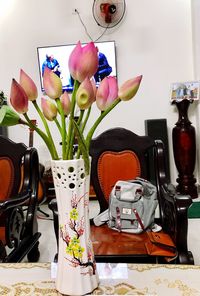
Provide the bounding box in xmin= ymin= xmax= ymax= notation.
xmin=95 ymin=25 xmax=109 ymax=41
xmin=75 ymin=8 xmax=109 ymax=42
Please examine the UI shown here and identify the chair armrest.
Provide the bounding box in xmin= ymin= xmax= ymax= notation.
xmin=158 ymin=182 xmax=192 ymax=235
xmin=154 ymin=139 xmax=169 ymax=185
xmin=154 ymin=140 xmax=193 ymax=264
xmin=0 ymin=190 xmax=31 ymax=212
xmin=174 ymin=193 xmax=193 ymax=262
xmin=48 ymin=199 xmax=58 ymax=248
xmin=158 ymin=183 xmax=193 ymax=264
xmin=48 ymin=198 xmax=58 ymax=214
xmin=21 ymin=147 xmax=39 ymax=201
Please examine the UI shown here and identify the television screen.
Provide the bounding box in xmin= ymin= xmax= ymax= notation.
xmin=37 ymin=41 xmax=117 ymax=93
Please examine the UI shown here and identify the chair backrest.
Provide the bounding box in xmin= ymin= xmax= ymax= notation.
xmin=0 ymin=136 xmax=28 ymax=200
xmin=90 ymin=128 xmax=155 ymax=213
xmin=0 ymin=136 xmax=41 ymax=262
xmin=0 ymin=135 xmax=40 ymax=199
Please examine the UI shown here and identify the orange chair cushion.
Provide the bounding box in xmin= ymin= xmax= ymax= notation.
xmin=98 ymin=150 xmax=141 ymax=202
xmin=0 ymin=158 xmax=15 ymax=245
xmin=0 ymin=158 xmax=14 ymax=200
xmin=0 ymin=227 xmax=6 ymax=245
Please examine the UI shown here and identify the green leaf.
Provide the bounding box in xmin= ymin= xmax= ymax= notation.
xmin=0 ymin=105 xmax=20 ymax=126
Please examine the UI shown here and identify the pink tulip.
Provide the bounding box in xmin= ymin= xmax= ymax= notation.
xmin=76 ymin=77 xmax=96 ymax=110
xmin=41 ymin=97 xmax=57 ymax=121
xmin=10 ymin=79 xmax=28 ymax=114
xmin=60 ymin=91 xmax=71 ymax=116
xmin=43 ymin=67 xmax=62 ymax=99
xmin=68 ymin=41 xmax=98 ymax=82
xmin=96 ymin=76 xmax=118 ymax=111
xmin=19 ymin=69 xmax=38 ymax=101
xmin=118 ymin=75 xmax=143 ymax=101
xmin=91 ymin=78 xmax=97 ymax=102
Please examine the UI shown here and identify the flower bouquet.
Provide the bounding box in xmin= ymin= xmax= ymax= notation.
xmin=0 ymin=41 xmax=142 ymax=173
xmin=0 ymin=41 xmax=142 ymax=295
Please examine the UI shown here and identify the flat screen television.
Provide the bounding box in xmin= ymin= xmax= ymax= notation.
xmin=37 ymin=41 xmax=117 ymax=93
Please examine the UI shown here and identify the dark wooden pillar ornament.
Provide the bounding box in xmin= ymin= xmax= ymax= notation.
xmin=172 ymin=99 xmax=198 ymax=199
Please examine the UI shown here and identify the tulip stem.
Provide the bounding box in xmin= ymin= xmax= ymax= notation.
xmin=56 ymin=98 xmax=67 ymax=159
xmin=54 ymin=117 xmax=63 ymax=138
xmin=76 ymin=107 xmax=91 ymax=159
xmin=32 ymin=101 xmax=58 ymax=159
xmin=19 ymin=118 xmax=29 ymax=125
xmin=86 ymin=98 xmax=121 ymax=150
xmin=77 ymin=110 xmax=84 ymax=127
xmin=23 ymin=113 xmax=59 ymax=160
xmin=81 ymin=106 xmax=91 ymax=133
xmin=66 ymin=80 xmax=80 ymax=159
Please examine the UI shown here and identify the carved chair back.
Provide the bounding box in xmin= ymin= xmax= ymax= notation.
xmin=90 ymin=128 xmax=155 ymax=213
xmin=0 ymin=136 xmax=41 ymax=262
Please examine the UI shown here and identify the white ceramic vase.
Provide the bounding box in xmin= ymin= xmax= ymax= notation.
xmin=51 ymin=159 xmax=99 ymax=295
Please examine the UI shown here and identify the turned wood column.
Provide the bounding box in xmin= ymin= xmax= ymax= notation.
xmin=172 ymin=99 xmax=197 ymax=199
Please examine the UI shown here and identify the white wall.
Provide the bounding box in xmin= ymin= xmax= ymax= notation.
xmin=0 ymin=0 xmax=195 ymax=184
xmin=191 ymin=0 xmax=200 ymax=186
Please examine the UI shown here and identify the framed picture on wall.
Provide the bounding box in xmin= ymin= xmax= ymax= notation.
xmin=170 ymin=81 xmax=200 ymax=102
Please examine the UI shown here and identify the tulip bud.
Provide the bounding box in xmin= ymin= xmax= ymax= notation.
xmin=41 ymin=97 xmax=57 ymax=121
xmin=96 ymin=76 xmax=118 ymax=111
xmin=118 ymin=75 xmax=143 ymax=101
xmin=68 ymin=41 xmax=98 ymax=82
xmin=60 ymin=91 xmax=71 ymax=116
xmin=76 ymin=77 xmax=95 ymax=110
xmin=0 ymin=105 xmax=21 ymax=126
xmin=43 ymin=67 xmax=62 ymax=99
xmin=91 ymin=78 xmax=97 ymax=102
xmin=20 ymin=69 xmax=38 ymax=101
xmin=10 ymin=79 xmax=28 ymax=114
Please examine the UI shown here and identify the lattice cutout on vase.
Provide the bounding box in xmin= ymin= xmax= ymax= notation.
xmin=51 ymin=162 xmax=86 ymax=190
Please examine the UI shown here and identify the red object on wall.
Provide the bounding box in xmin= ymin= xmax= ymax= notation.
xmin=100 ymin=3 xmax=112 ymax=23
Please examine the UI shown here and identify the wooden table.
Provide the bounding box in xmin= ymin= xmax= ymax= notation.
xmin=0 ymin=262 xmax=199 ymax=295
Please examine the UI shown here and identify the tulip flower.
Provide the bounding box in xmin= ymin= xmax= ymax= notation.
xmin=43 ymin=67 xmax=62 ymax=99
xmin=91 ymin=78 xmax=97 ymax=101
xmin=118 ymin=75 xmax=143 ymax=101
xmin=68 ymin=41 xmax=98 ymax=82
xmin=0 ymin=105 xmax=24 ymax=126
xmin=10 ymin=79 xmax=28 ymax=114
xmin=60 ymin=91 xmax=71 ymax=116
xmin=96 ymin=76 xmax=118 ymax=111
xmin=20 ymin=69 xmax=38 ymax=101
xmin=41 ymin=97 xmax=57 ymax=121
xmin=76 ymin=77 xmax=96 ymax=110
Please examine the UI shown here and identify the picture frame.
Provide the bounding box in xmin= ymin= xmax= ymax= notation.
xmin=170 ymin=81 xmax=200 ymax=102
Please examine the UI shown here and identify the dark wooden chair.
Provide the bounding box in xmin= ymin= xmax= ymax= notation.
xmin=0 ymin=135 xmax=41 ymax=262
xmin=49 ymin=128 xmax=194 ymax=264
